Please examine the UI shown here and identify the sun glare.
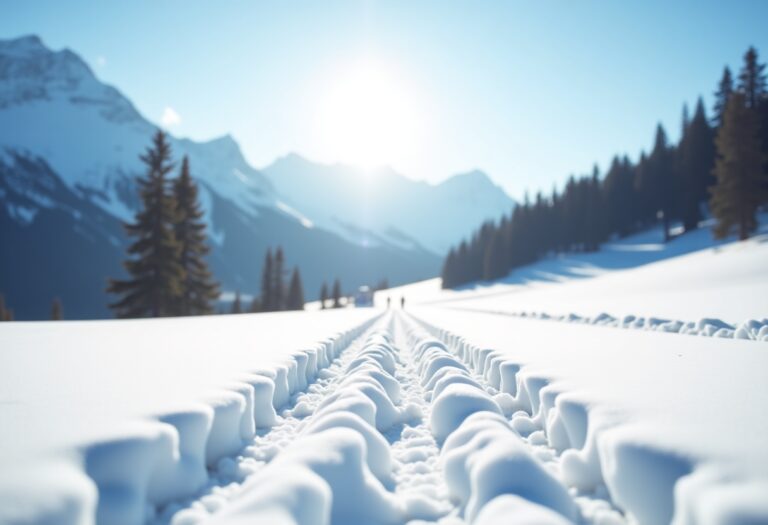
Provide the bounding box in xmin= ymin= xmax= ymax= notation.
xmin=317 ymin=61 xmax=423 ymax=171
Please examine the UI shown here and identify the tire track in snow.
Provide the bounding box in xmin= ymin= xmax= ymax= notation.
xmin=404 ymin=311 xmax=627 ymax=525
xmin=152 ymin=315 xmax=385 ymax=524
xmin=164 ymin=311 xmax=628 ymax=524
xmin=387 ymin=313 xmax=459 ymax=524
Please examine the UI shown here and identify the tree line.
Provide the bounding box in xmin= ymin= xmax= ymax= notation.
xmin=319 ymin=278 xmax=344 ymax=309
xmin=231 ymin=246 xmax=306 ymax=313
xmin=443 ymin=46 xmax=768 ymax=289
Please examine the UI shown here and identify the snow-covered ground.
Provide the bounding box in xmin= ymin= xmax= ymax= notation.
xmin=0 ymin=310 xmax=378 ymax=524
xmin=1 ymin=220 xmax=767 ymax=525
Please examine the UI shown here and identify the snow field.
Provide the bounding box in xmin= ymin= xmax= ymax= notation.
xmin=0 ymin=312 xmax=379 ymax=525
xmin=410 ymin=310 xmax=768 ymax=525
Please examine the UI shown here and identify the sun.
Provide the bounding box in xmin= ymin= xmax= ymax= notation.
xmin=317 ymin=61 xmax=423 ymax=170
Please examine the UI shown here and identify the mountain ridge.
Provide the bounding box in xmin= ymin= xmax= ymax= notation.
xmin=263 ymin=153 xmax=515 ymax=254
xmin=0 ymin=34 xmax=511 ymax=318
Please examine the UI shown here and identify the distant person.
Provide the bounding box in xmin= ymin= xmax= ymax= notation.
xmin=386 ymin=296 xmax=391 ymax=308
xmin=400 ymin=296 xmax=405 ymax=309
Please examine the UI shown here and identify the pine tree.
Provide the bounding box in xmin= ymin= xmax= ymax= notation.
xmin=332 ymin=279 xmax=342 ymax=308
xmin=260 ymin=249 xmax=273 ymax=312
xmin=249 ymin=297 xmax=261 ymax=313
xmin=287 ymin=267 xmax=305 ymax=310
xmin=173 ymin=156 xmax=219 ymax=315
xmin=736 ymin=46 xmax=768 ymax=202
xmin=108 ymin=130 xmax=184 ymax=318
xmin=320 ymin=282 xmax=329 ymax=309
xmin=273 ymin=247 xmax=286 ymax=311
xmin=677 ymin=99 xmax=715 ymax=231
xmin=710 ymin=92 xmax=768 ymax=239
xmin=638 ymin=125 xmax=675 ymax=241
xmin=737 ymin=46 xmax=767 ymax=110
xmin=51 ymin=297 xmax=63 ymax=320
xmin=0 ymin=294 xmax=7 ymax=321
xmin=713 ymin=67 xmax=733 ymax=128
xmin=441 ymin=248 xmax=457 ymax=289
xmin=231 ymin=290 xmax=242 ymax=314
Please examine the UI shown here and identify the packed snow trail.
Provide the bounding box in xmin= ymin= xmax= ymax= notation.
xmin=159 ymin=311 xmax=629 ymax=525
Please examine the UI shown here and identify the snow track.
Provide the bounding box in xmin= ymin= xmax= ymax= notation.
xmin=158 ymin=311 xmax=630 ymax=525
xmin=70 ymin=316 xmax=380 ymax=525
xmin=442 ymin=306 xmax=768 ymax=342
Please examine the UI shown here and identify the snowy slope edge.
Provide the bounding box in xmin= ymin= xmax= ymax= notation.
xmin=0 ymin=315 xmax=379 ymax=525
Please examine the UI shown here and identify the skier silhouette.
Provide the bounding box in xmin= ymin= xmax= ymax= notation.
xmin=386 ymin=296 xmax=391 ymax=309
xmin=400 ymin=296 xmax=405 ymax=309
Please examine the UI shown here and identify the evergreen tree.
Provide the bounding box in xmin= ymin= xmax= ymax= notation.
xmin=249 ymin=297 xmax=261 ymax=313
xmin=713 ymin=67 xmax=733 ymax=127
xmin=0 ymin=294 xmax=7 ymax=321
xmin=273 ymin=247 xmax=286 ymax=311
xmin=108 ymin=130 xmax=184 ymax=318
xmin=736 ymin=46 xmax=768 ymax=201
xmin=231 ymin=290 xmax=242 ymax=314
xmin=603 ymin=156 xmax=636 ymax=237
xmin=710 ymin=92 xmax=768 ymax=239
xmin=260 ymin=249 xmax=273 ymax=311
xmin=173 ymin=156 xmax=219 ymax=315
xmin=482 ymin=229 xmax=506 ymax=280
xmin=677 ymin=99 xmax=715 ymax=231
xmin=51 ymin=297 xmax=63 ymax=320
xmin=320 ymin=281 xmax=329 ymax=309
xmin=287 ymin=267 xmax=305 ymax=310
xmin=441 ymin=248 xmax=457 ymax=289
xmin=332 ymin=279 xmax=342 ymax=308
xmin=637 ymin=125 xmax=676 ymax=240
xmin=737 ymin=46 xmax=767 ymax=109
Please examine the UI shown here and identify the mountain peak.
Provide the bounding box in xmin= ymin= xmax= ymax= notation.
xmin=0 ymin=35 xmax=47 ymax=55
xmin=443 ymin=169 xmax=494 ymax=188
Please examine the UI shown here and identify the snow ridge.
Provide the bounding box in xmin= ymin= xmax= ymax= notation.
xmin=63 ymin=317 xmax=378 ymax=525
xmin=408 ymin=312 xmax=768 ymax=525
xmin=442 ymin=307 xmax=768 ymax=342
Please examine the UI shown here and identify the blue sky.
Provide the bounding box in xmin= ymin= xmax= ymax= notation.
xmin=2 ymin=1 xmax=767 ymax=198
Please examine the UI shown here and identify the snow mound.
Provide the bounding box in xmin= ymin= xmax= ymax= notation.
xmin=474 ymin=495 xmax=574 ymax=525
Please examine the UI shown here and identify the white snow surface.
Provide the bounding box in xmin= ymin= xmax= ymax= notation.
xmin=0 ymin=310 xmax=378 ymax=524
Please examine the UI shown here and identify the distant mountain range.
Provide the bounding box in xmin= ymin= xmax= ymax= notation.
xmin=263 ymin=155 xmax=513 ymax=255
xmin=0 ymin=35 xmax=515 ymax=319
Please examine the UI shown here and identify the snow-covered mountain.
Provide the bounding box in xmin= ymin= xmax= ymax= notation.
xmin=0 ymin=35 xmax=280 ymax=227
xmin=0 ymin=35 xmax=449 ymax=318
xmin=263 ymin=154 xmax=515 ymax=255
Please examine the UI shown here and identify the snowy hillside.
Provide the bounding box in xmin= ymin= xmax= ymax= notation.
xmin=376 ymin=217 xmax=768 ymax=339
xmin=263 ymin=153 xmax=515 ymax=255
xmin=0 ymin=35 xmax=445 ymax=318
